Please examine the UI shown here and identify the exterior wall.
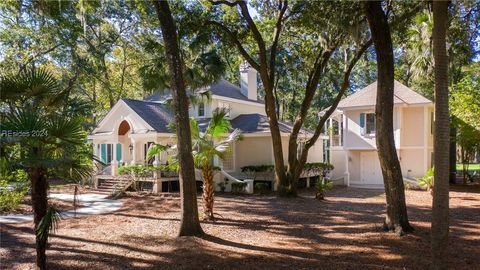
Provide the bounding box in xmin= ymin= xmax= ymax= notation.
xmin=343 ymin=108 xmax=401 ymax=149
xmin=233 ymin=135 xmax=324 ymax=177
xmin=307 ymin=140 xmax=324 ymax=163
xmin=347 ymin=150 xmax=361 ymax=184
xmin=189 ymin=97 xmax=265 ymax=119
xmin=235 ymin=136 xmax=273 ymax=176
xmin=330 ymin=149 xmax=346 ymax=183
xmin=400 ymin=149 xmax=429 ymax=179
xmin=401 ymin=107 xmax=425 ymax=147
xmin=211 ymin=98 xmax=265 ymax=118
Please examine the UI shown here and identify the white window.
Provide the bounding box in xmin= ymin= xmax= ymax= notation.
xmin=198 ymin=102 xmax=205 ymax=117
xmin=220 ymin=145 xmax=234 ymax=171
xmin=366 ymin=113 xmax=376 ymax=135
xmin=218 ymin=101 xmax=231 ymax=117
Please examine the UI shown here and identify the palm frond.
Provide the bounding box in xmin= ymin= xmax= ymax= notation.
xmin=47 ymin=116 xmax=86 ymax=146
xmin=189 ymin=118 xmax=201 ymax=140
xmin=147 ymin=143 xmax=167 ymax=159
xmin=215 ymin=128 xmax=242 ymax=153
xmin=0 ymin=69 xmax=61 ymax=103
xmin=36 ymin=206 xmax=62 ymax=241
xmin=207 ymin=108 xmax=231 ymax=138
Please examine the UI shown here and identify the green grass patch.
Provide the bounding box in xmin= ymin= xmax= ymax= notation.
xmin=456 ymin=164 xmax=480 ymax=171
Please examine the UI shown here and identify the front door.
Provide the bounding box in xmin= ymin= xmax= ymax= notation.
xmin=360 ymin=151 xmax=383 ymax=185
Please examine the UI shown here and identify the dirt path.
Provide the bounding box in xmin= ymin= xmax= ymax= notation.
xmin=1 ymin=186 xmax=478 ymax=269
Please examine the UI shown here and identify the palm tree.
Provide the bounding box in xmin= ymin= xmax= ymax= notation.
xmin=1 ymin=70 xmax=92 ymax=270
xmin=190 ymin=108 xmax=241 ymax=220
xmin=431 ymin=1 xmax=450 ymax=269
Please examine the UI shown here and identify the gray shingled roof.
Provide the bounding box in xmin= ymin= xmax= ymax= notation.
xmin=144 ymin=79 xmax=264 ymax=104
xmin=337 ymin=80 xmax=432 ymax=109
xmin=123 ymin=99 xmax=173 ymax=133
xmin=231 ymin=114 xmax=295 ymax=134
xmin=191 ymin=114 xmax=295 ymax=134
xmin=209 ymin=79 xmax=264 ymax=104
xmin=123 ymin=100 xmax=294 ymax=134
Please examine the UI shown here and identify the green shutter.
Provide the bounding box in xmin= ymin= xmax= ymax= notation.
xmin=116 ymin=143 xmax=122 ymax=161
xmin=100 ymin=144 xmax=107 ymax=163
xmin=360 ymin=113 xmax=365 ymax=135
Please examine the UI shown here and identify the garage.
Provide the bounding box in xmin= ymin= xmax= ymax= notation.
xmin=360 ymin=151 xmax=384 ymax=185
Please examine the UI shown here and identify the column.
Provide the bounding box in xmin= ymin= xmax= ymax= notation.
xmin=111 ymin=143 xmax=118 ymax=176
xmin=329 ymin=118 xmax=333 ymax=147
xmin=131 ymin=141 xmax=136 ymax=165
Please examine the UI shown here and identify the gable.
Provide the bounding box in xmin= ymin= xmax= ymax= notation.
xmin=337 ymin=80 xmax=432 ymax=110
xmin=91 ymin=100 xmax=156 ymax=135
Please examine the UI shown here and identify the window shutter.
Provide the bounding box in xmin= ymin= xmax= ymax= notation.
xmin=360 ymin=113 xmax=365 ymax=135
xmin=101 ymin=144 xmax=107 ymax=163
xmin=116 ymin=143 xmax=122 ymax=161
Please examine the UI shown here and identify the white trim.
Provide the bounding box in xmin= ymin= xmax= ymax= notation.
xmin=345 ymin=150 xmax=350 ymax=186
xmin=91 ymin=100 xmax=155 ymax=135
xmin=340 ymin=102 xmax=433 ymax=112
xmin=241 ymin=132 xmax=291 ymax=137
xmin=212 ymin=95 xmax=265 ymax=107
xmin=343 ymin=147 xmax=377 ymax=150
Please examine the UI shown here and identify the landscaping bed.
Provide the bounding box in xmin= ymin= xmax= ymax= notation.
xmin=1 ymin=186 xmax=479 ymax=269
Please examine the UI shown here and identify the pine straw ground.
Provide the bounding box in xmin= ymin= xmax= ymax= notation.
xmin=1 ymin=186 xmax=479 ymax=270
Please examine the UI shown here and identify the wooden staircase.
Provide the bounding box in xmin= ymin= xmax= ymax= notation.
xmin=93 ymin=176 xmax=132 ymax=195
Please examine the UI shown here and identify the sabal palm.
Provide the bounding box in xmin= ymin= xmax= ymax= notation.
xmin=1 ymin=70 xmax=92 ymax=270
xmin=190 ymin=108 xmax=241 ymax=220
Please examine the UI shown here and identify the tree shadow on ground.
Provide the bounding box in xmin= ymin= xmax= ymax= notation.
xmin=1 ymin=187 xmax=478 ymax=269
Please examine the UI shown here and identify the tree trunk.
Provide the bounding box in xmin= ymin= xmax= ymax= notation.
xmin=365 ymin=1 xmax=413 ymax=235
xmin=154 ymin=0 xmax=203 ymax=236
xmin=449 ymin=122 xmax=457 ymax=184
xmin=431 ymin=2 xmax=450 ymax=267
xmin=30 ymin=167 xmax=48 ymax=270
xmin=202 ymin=162 xmax=214 ymax=220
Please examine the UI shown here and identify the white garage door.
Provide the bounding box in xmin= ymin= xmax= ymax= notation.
xmin=360 ymin=151 xmax=384 ymax=185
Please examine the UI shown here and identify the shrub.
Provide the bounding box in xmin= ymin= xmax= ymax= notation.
xmin=417 ymin=168 xmax=434 ymax=195
xmin=315 ymin=178 xmax=333 ymax=200
xmin=0 ymin=190 xmax=24 ymax=211
xmin=217 ymin=182 xmax=226 ymax=192
xmin=231 ymin=182 xmax=247 ymax=193
xmin=254 ymin=182 xmax=270 ymax=194
xmin=241 ymin=165 xmax=275 ymax=180
xmin=303 ymin=162 xmax=334 ymax=178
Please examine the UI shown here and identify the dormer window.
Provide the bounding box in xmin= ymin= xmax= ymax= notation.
xmin=198 ymin=102 xmax=205 ymax=117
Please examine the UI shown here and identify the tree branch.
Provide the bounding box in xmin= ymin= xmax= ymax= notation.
xmin=237 ymin=1 xmax=268 ymax=70
xmin=305 ymin=38 xmax=373 ymax=151
xmin=269 ymin=0 xmax=288 ymax=82
xmin=206 ymin=20 xmax=260 ymax=70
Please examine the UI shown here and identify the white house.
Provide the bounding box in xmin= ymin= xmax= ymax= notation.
xmin=89 ymin=62 xmax=324 ymax=193
xmin=324 ymin=80 xmax=434 ymax=188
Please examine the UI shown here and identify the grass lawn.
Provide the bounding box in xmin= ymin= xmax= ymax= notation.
xmin=1 ymin=186 xmax=479 ymax=269
xmin=456 ymin=163 xmax=480 ymax=171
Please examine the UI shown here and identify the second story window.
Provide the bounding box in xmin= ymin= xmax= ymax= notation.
xmin=198 ymin=102 xmax=205 ymax=117
xmin=218 ymin=102 xmax=231 ymax=117
xmin=366 ymin=113 xmax=376 ymax=135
